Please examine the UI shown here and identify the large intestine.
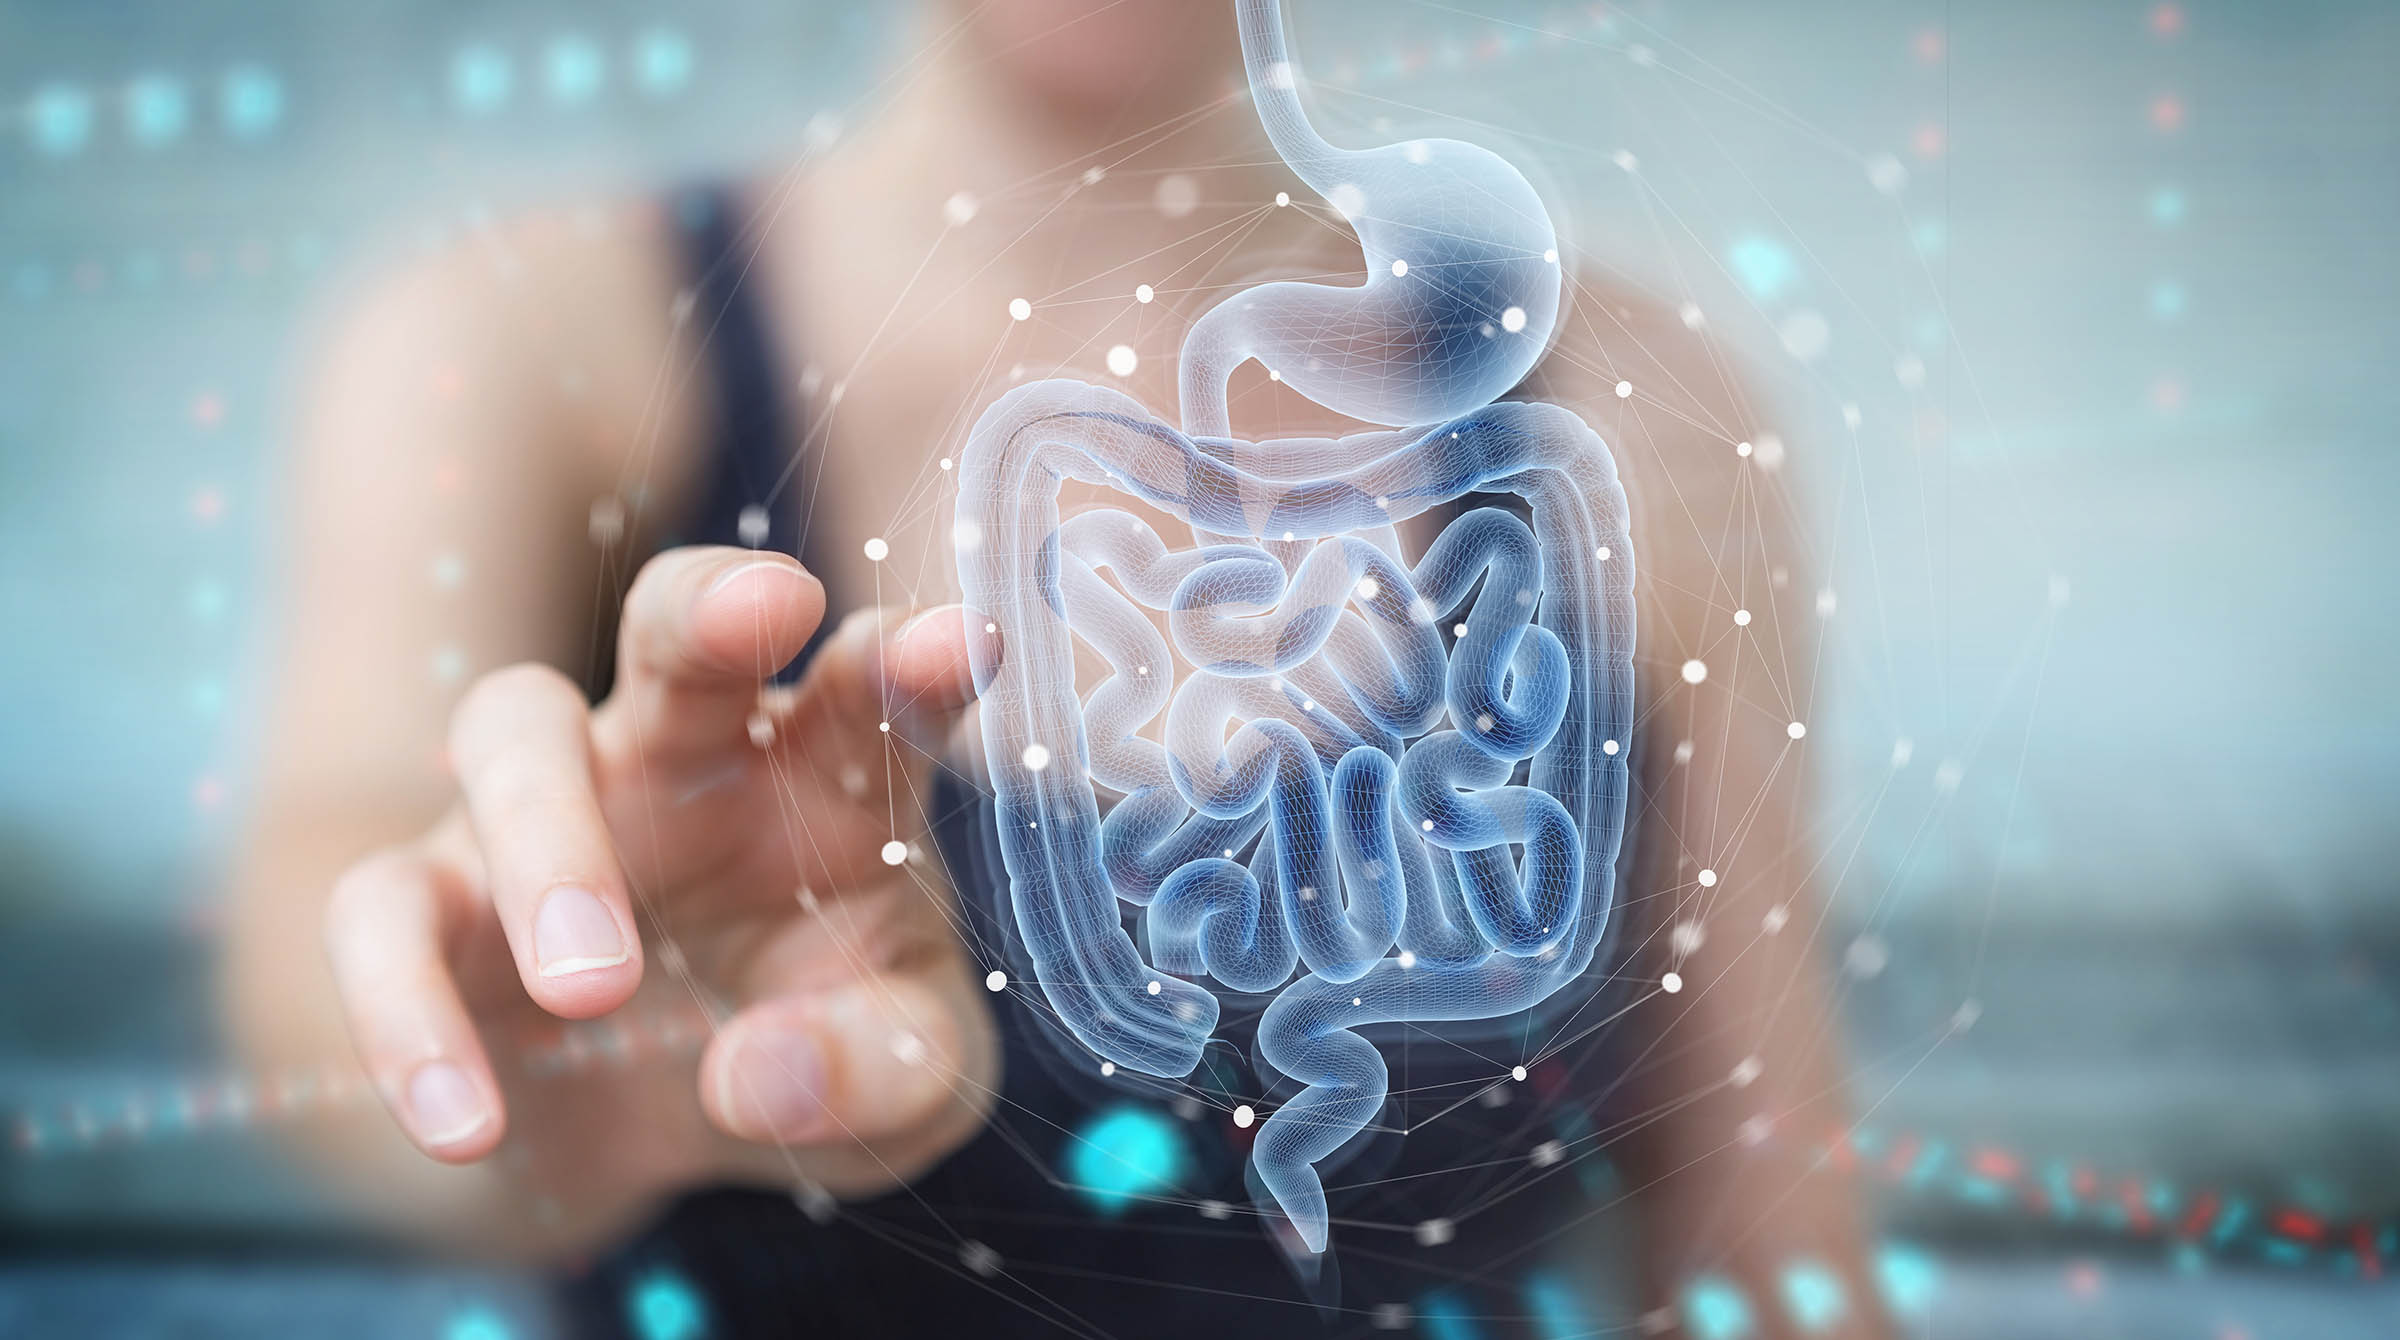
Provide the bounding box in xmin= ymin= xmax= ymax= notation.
xmin=951 ymin=0 xmax=1634 ymax=1253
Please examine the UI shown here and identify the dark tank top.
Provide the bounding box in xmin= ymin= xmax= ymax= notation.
xmin=558 ymin=185 xmax=1633 ymax=1340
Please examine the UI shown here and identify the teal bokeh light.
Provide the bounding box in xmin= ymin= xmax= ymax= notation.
xmin=1876 ymin=1240 xmax=1940 ymax=1316
xmin=1067 ymin=1105 xmax=1189 ymax=1214
xmin=1680 ymin=1273 xmax=1754 ymax=1340
xmin=220 ymin=66 xmax=283 ymax=139
xmin=629 ymin=1268 xmax=706 ymax=1340
xmin=443 ymin=1308 xmax=514 ymax=1340
xmin=546 ymin=36 xmax=606 ymax=105
xmin=634 ymin=29 xmax=696 ymax=98
xmin=126 ymin=75 xmax=189 ymax=148
xmin=30 ymin=85 xmax=94 ymax=157
xmin=453 ymin=45 xmax=515 ymax=115
xmin=1777 ymin=1258 xmax=1848 ymax=1332
xmin=1727 ymin=236 xmax=1796 ymax=302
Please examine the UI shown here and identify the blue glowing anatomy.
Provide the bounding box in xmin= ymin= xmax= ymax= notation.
xmin=952 ymin=0 xmax=1634 ymax=1252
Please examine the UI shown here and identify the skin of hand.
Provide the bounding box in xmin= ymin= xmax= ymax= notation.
xmin=250 ymin=547 xmax=999 ymax=1255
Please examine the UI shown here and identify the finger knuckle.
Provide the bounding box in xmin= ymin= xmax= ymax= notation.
xmin=324 ymin=847 xmax=417 ymax=945
xmin=450 ymin=662 xmax=579 ymax=752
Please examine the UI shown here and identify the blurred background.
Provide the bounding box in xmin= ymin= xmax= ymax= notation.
xmin=3 ymin=0 xmax=2396 ymax=1335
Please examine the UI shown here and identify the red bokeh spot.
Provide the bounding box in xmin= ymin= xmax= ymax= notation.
xmin=2150 ymin=94 xmax=2185 ymax=132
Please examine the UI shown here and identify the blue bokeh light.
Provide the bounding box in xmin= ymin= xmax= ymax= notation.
xmin=1727 ymin=236 xmax=1797 ymax=301
xmin=453 ymin=45 xmax=515 ymax=115
xmin=30 ymin=85 xmax=94 ymax=157
xmin=634 ymin=28 xmax=696 ymax=98
xmin=125 ymin=75 xmax=189 ymax=148
xmin=628 ymin=1268 xmax=706 ymax=1340
xmin=545 ymin=36 xmax=605 ymax=105
xmin=2150 ymin=185 xmax=2187 ymax=226
xmin=442 ymin=1307 xmax=514 ymax=1340
xmin=1777 ymin=1258 xmax=1849 ymax=1332
xmin=1680 ymin=1273 xmax=1754 ymax=1340
xmin=220 ymin=65 xmax=283 ymax=139
xmin=1875 ymin=1240 xmax=1940 ymax=1316
xmin=1066 ymin=1105 xmax=1188 ymax=1214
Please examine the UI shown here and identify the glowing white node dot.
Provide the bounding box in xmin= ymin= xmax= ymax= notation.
xmin=1266 ymin=368 xmax=1281 ymax=382
xmin=1021 ymin=743 xmax=1052 ymax=772
xmin=985 ymin=621 xmax=998 ymax=634
xmin=1233 ymin=1104 xmax=1256 ymax=1129
xmin=1681 ymin=659 xmax=1708 ymax=685
xmin=939 ymin=457 xmax=953 ymax=471
xmin=1105 ymin=344 xmax=1138 ymax=377
xmin=877 ymin=720 xmax=891 ymax=733
xmin=1153 ymin=173 xmax=1199 ymax=219
xmin=1787 ymin=721 xmax=1807 ymax=740
xmin=880 ymin=840 xmax=908 ymax=866
xmin=941 ymin=191 xmax=978 ymax=226
xmin=1390 ymin=259 xmax=1409 ymax=278
xmin=1453 ymin=622 xmax=1469 ymax=638
xmin=1421 ymin=819 xmax=1436 ymax=832
xmin=1697 ymin=869 xmax=1719 ymax=888
xmin=1501 ymin=305 xmax=1527 ymax=333
xmin=1355 ymin=576 xmax=1381 ymax=601
xmin=1615 ymin=380 xmax=1633 ymax=398
xmin=1145 ymin=980 xmax=1162 ymax=996
xmin=1737 ymin=440 xmax=1754 ymax=458
xmin=1135 ymin=283 xmax=1155 ymax=304
xmin=1397 ymin=950 xmax=1418 ymax=969
xmin=1596 ymin=545 xmax=1611 ymax=562
xmin=1007 ymin=297 xmax=1031 ymax=322
xmin=985 ymin=970 xmax=1008 ymax=992
xmin=1100 ymin=1061 xmax=1116 ymax=1078
xmin=862 ymin=536 xmax=889 ymax=562
xmin=1274 ymin=190 xmax=1290 ymax=207
xmin=1602 ymin=738 xmax=1620 ymax=756
xmin=1734 ymin=608 xmax=1751 ymax=626
xmin=1661 ymin=971 xmax=1684 ymax=994
xmin=1511 ymin=1065 xmax=1528 ymax=1082
xmin=1543 ymin=248 xmax=1559 ymax=264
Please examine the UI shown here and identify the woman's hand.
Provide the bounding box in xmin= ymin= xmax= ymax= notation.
xmin=319 ymin=545 xmax=997 ymax=1211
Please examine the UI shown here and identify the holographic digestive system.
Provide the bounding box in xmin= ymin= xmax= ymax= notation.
xmin=953 ymin=0 xmax=1635 ymax=1252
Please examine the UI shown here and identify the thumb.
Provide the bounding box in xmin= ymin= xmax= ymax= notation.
xmin=698 ymin=961 xmax=995 ymax=1151
xmin=785 ymin=604 xmax=985 ymax=736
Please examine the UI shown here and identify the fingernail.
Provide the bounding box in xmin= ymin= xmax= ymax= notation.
xmin=406 ymin=1061 xmax=490 ymax=1146
xmin=720 ymin=1030 xmax=830 ymax=1139
xmin=705 ymin=559 xmax=812 ymax=601
xmin=893 ymin=607 xmax=946 ymax=646
xmin=534 ymin=886 xmax=629 ymax=977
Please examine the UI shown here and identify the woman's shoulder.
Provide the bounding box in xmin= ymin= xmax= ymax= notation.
xmin=300 ymin=191 xmax=717 ymax=499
